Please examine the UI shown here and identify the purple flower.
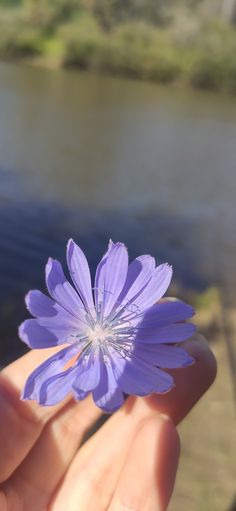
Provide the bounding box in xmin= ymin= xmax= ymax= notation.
xmin=19 ymin=239 xmax=195 ymax=413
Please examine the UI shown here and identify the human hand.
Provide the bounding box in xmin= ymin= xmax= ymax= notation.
xmin=0 ymin=334 xmax=216 ymax=511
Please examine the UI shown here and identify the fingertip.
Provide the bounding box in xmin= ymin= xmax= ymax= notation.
xmin=181 ymin=333 xmax=217 ymax=387
xmin=129 ymin=334 xmax=217 ymax=426
xmin=109 ymin=414 xmax=180 ymax=511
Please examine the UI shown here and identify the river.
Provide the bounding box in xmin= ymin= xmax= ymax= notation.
xmin=0 ymin=61 xmax=236 ymax=363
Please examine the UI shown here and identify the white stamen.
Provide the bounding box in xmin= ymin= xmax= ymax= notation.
xmin=75 ymin=293 xmax=141 ymax=353
xmin=87 ymin=324 xmax=113 ymax=345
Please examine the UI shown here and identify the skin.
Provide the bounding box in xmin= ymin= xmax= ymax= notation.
xmin=0 ymin=334 xmax=216 ymax=511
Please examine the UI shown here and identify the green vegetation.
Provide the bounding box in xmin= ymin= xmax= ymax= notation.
xmin=1 ymin=0 xmax=236 ymax=93
xmin=188 ymin=286 xmax=222 ymax=338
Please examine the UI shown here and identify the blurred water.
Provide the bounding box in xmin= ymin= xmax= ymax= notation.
xmin=0 ymin=62 xmax=236 ymax=364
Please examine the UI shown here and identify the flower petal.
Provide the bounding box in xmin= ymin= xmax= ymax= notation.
xmin=26 ymin=289 xmax=86 ymax=332
xmin=46 ymin=257 xmax=87 ymax=322
xmin=135 ymin=301 xmax=195 ymax=329
xmin=25 ymin=289 xmax=56 ymax=317
xmin=94 ymin=239 xmax=113 ymax=309
xmin=19 ymin=319 xmax=59 ymax=348
xmin=112 ymin=350 xmax=174 ymax=395
xmin=67 ymin=239 xmax=95 ymax=317
xmin=131 ymin=263 xmax=173 ymax=312
xmin=25 ymin=287 xmax=88 ymax=344
xmin=136 ymin=322 xmax=196 ymax=344
xmin=111 ymin=255 xmax=155 ymax=316
xmin=95 ymin=242 xmax=129 ymax=319
xmin=36 ymin=305 xmax=83 ymax=341
xmin=73 ymin=388 xmax=90 ymax=401
xmin=134 ymin=344 xmax=194 ymax=368
xmin=92 ymin=354 xmax=124 ymax=412
xmin=22 ymin=345 xmax=78 ymax=402
xmin=39 ymin=365 xmax=79 ymax=405
xmin=73 ymin=349 xmax=101 ymax=392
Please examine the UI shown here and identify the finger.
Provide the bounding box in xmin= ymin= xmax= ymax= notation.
xmin=2 ymin=396 xmax=101 ymax=511
xmin=108 ymin=415 xmax=180 ymax=511
xmin=126 ymin=334 xmax=217 ymax=425
xmin=49 ymin=402 xmax=151 ymax=511
xmin=47 ymin=334 xmax=215 ymax=511
xmin=0 ymin=347 xmax=101 ymax=482
xmin=0 ymin=333 xmax=215 ymax=487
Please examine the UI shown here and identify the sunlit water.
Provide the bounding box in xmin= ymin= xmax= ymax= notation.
xmin=0 ymin=62 xmax=236 ymax=363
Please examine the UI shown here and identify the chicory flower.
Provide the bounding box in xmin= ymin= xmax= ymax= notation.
xmin=19 ymin=239 xmax=195 ymax=412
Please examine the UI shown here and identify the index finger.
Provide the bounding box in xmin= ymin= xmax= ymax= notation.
xmin=0 ymin=347 xmax=100 ymax=483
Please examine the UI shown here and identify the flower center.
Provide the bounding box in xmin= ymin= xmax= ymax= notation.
xmin=87 ymin=323 xmax=113 ymax=346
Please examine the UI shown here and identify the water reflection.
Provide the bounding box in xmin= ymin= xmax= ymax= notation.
xmin=0 ymin=62 xmax=236 ymax=364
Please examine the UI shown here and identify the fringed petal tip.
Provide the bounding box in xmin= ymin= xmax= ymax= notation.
xmin=45 ymin=256 xmax=53 ymax=277
xmin=66 ymin=238 xmax=74 ymax=251
xmin=24 ymin=290 xmax=31 ymax=309
xmin=161 ymin=262 xmax=173 ymax=279
xmin=18 ymin=322 xmax=25 ymax=343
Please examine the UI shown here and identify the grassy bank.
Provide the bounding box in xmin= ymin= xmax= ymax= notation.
xmin=1 ymin=3 xmax=236 ymax=93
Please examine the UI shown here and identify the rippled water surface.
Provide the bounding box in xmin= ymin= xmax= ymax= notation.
xmin=0 ymin=62 xmax=236 ymax=363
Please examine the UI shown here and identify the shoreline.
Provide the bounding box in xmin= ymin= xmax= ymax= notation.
xmin=1 ymin=53 xmax=236 ymax=98
xmin=1 ymin=9 xmax=236 ymax=96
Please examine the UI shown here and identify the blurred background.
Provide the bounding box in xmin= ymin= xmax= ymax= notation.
xmin=0 ymin=1 xmax=236 ymax=510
